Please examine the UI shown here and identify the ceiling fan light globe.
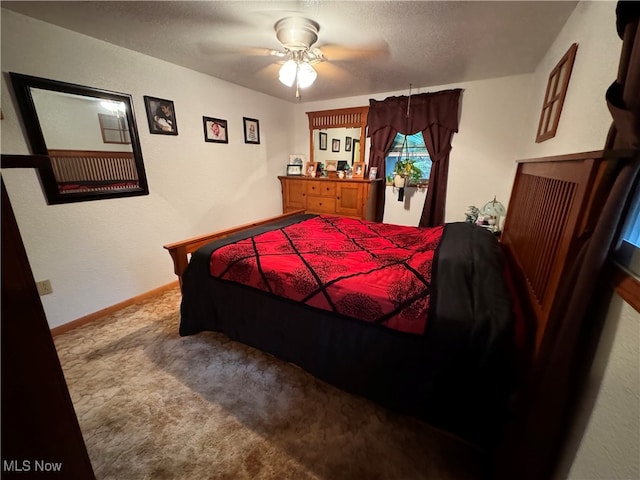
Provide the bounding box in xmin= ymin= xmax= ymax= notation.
xmin=297 ymin=62 xmax=317 ymax=88
xmin=278 ymin=60 xmax=297 ymax=87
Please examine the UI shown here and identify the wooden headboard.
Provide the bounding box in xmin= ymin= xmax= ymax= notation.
xmin=500 ymin=149 xmax=636 ymax=357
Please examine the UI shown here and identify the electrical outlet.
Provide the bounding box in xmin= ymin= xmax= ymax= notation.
xmin=36 ymin=280 xmax=53 ymax=296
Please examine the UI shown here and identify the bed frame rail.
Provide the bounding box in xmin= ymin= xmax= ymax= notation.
xmin=163 ymin=210 xmax=305 ymax=285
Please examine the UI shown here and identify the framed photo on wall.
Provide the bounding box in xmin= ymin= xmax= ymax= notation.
xmin=345 ymin=136 xmax=352 ymax=151
xmin=319 ymin=132 xmax=327 ymax=150
xmin=243 ymin=117 xmax=260 ymax=144
xmin=144 ymin=96 xmax=178 ymax=135
xmin=203 ymin=116 xmax=228 ymax=143
xmin=332 ymin=138 xmax=340 ymax=152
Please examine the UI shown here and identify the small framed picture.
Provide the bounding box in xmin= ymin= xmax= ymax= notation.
xmin=352 ymin=162 xmax=365 ymax=179
xmin=305 ymin=161 xmax=319 ymax=177
xmin=289 ymin=154 xmax=306 ymax=165
xmin=345 ymin=137 xmax=352 ymax=152
xmin=332 ymin=139 xmax=340 ymax=152
xmin=286 ymin=164 xmax=303 ymax=176
xmin=368 ymin=167 xmax=378 ymax=180
xmin=243 ymin=117 xmax=260 ymax=144
xmin=325 ymin=160 xmax=338 ymax=171
xmin=319 ymin=132 xmax=327 ymax=151
xmin=203 ymin=116 xmax=228 ymax=143
xmin=144 ymin=96 xmax=178 ymax=135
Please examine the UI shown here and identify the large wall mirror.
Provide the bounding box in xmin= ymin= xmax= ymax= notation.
xmin=9 ymin=72 xmax=148 ymax=204
xmin=307 ymin=106 xmax=368 ymax=167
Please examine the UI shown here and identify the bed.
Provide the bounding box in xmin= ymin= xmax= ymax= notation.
xmin=164 ymin=149 xmax=638 ymax=449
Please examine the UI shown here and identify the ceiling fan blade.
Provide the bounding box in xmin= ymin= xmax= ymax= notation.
xmin=197 ymin=42 xmax=279 ymax=58
xmin=313 ymin=61 xmax=353 ymax=84
xmin=255 ymin=62 xmax=282 ymax=81
xmin=317 ymin=40 xmax=390 ymax=62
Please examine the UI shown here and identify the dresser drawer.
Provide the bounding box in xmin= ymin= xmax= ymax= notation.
xmin=307 ymin=181 xmax=336 ymax=197
xmin=306 ymin=195 xmax=336 ymax=213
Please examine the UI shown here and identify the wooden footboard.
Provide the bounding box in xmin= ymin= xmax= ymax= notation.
xmin=163 ymin=210 xmax=305 ymax=285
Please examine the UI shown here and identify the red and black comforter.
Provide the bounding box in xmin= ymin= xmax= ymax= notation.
xmin=179 ymin=214 xmax=515 ymax=446
xmin=209 ymin=215 xmax=443 ymax=334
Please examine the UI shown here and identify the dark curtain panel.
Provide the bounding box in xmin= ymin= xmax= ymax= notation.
xmin=606 ymin=1 xmax=640 ymax=149
xmin=420 ymin=122 xmax=456 ymax=227
xmin=367 ymin=125 xmax=398 ymax=222
xmin=367 ymin=89 xmax=462 ymax=225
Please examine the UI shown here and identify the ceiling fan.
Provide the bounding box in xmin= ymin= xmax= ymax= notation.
xmin=269 ymin=17 xmax=325 ymax=98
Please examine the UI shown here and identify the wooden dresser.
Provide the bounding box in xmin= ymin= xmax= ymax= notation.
xmin=278 ymin=176 xmax=381 ymax=221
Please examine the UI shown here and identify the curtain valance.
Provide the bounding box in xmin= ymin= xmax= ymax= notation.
xmin=367 ymin=89 xmax=462 ymax=136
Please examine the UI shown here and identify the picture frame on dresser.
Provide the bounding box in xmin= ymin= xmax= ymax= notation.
xmin=325 ymin=160 xmax=338 ymax=172
xmin=286 ymin=164 xmax=302 ymax=176
xmin=352 ymin=162 xmax=365 ymax=179
xmin=289 ymin=154 xmax=305 ymax=166
xmin=305 ymin=161 xmax=319 ymax=177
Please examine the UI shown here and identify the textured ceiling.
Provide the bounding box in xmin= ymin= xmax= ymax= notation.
xmin=2 ymin=1 xmax=579 ymax=103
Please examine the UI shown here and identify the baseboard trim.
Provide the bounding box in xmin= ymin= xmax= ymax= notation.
xmin=50 ymin=281 xmax=180 ymax=337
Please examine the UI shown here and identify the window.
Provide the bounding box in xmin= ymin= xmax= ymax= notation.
xmin=615 ymin=183 xmax=640 ymax=278
xmin=384 ymin=132 xmax=431 ymax=185
xmin=98 ymin=113 xmax=131 ymax=144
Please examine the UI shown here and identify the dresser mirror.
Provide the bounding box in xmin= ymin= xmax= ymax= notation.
xmin=9 ymin=72 xmax=148 ymax=204
xmin=307 ymin=106 xmax=369 ymax=167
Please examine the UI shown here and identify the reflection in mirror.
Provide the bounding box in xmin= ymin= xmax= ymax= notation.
xmin=313 ymin=127 xmax=361 ymax=167
xmin=9 ymin=72 xmax=148 ymax=204
xmin=352 ymin=139 xmax=361 ymax=164
xmin=306 ymin=106 xmax=368 ymax=168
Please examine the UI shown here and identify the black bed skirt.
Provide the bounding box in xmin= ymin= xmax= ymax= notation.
xmin=180 ymin=215 xmax=515 ymax=447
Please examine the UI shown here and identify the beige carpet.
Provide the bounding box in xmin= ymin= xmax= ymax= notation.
xmin=54 ymin=287 xmax=488 ymax=479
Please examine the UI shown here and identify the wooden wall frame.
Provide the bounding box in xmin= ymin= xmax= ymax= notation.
xmin=535 ymin=43 xmax=578 ymax=143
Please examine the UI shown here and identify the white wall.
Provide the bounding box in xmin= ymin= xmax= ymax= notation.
xmin=562 ymin=296 xmax=640 ymax=480
xmin=1 ymin=9 xmax=296 ymax=328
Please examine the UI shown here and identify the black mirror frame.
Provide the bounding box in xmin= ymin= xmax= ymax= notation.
xmin=9 ymin=72 xmax=149 ymax=204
